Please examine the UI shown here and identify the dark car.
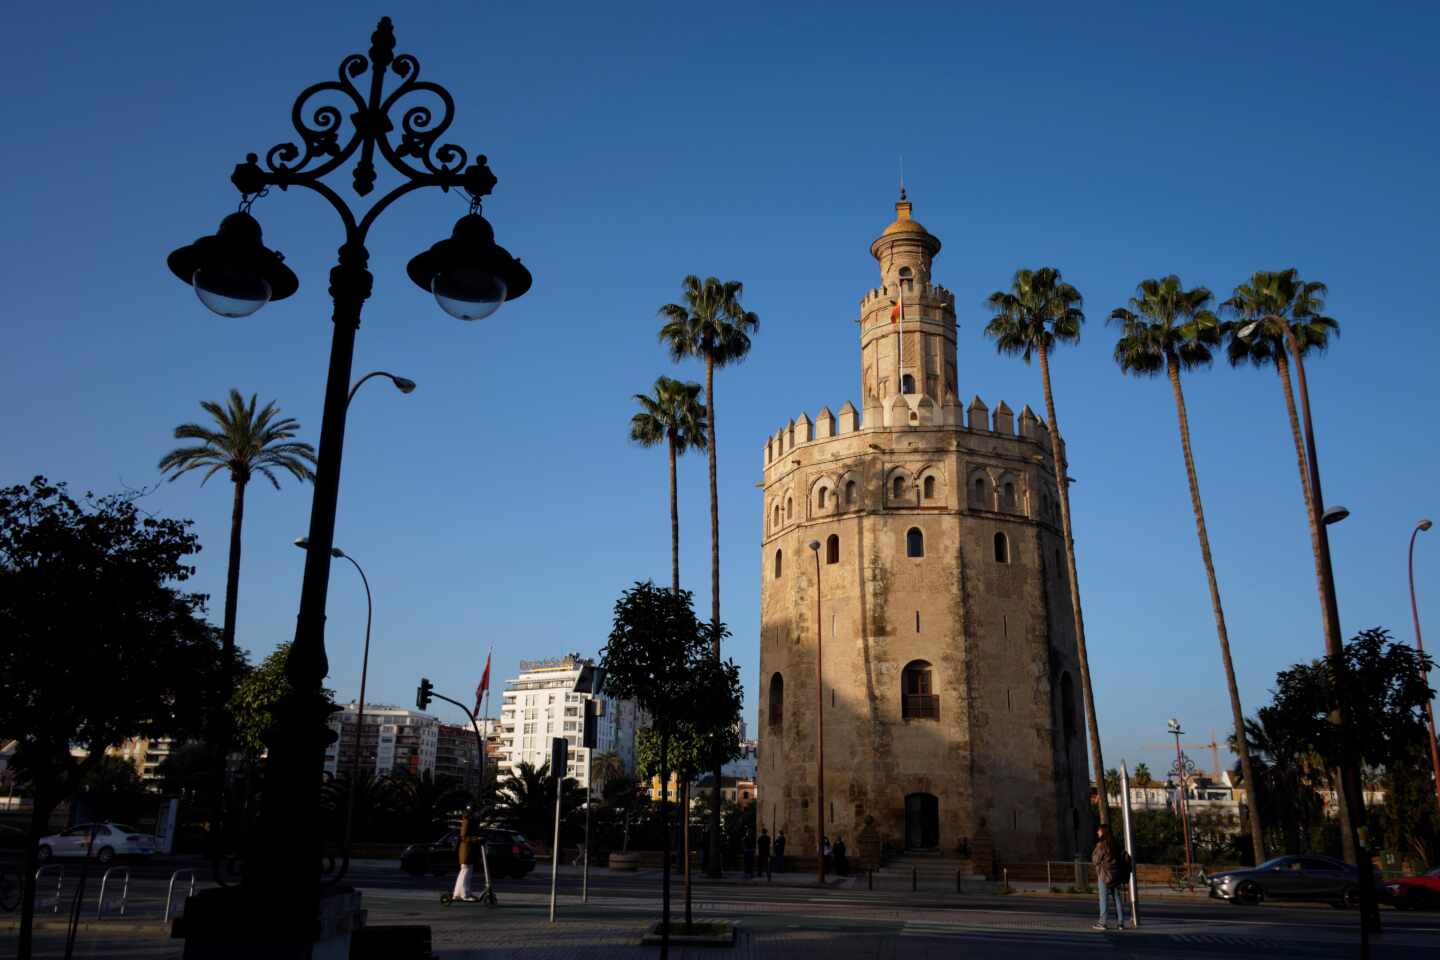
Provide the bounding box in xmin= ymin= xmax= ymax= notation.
xmin=1383 ymin=866 xmax=1440 ymax=911
xmin=400 ymin=826 xmax=535 ymax=879
xmin=1207 ymin=855 xmax=1369 ymax=907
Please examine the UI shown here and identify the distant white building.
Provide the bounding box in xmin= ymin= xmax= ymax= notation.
xmin=324 ymin=704 xmax=438 ymax=779
xmin=496 ymin=654 xmax=641 ymax=793
xmin=723 ymin=739 xmax=758 ymax=781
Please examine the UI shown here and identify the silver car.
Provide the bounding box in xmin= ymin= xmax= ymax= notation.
xmin=37 ymin=823 xmax=156 ymax=864
xmin=1207 ymin=855 xmax=1361 ymax=907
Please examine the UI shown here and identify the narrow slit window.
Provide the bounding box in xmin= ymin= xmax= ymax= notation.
xmin=786 ymin=497 xmax=793 ymax=520
xmin=826 ymin=534 xmax=839 ymax=565
xmin=906 ymin=527 xmax=924 ymax=558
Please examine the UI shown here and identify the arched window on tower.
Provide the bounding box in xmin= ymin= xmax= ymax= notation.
xmin=845 ymin=480 xmax=857 ymax=507
xmin=818 ymin=487 xmax=828 ymax=510
xmin=907 ymin=527 xmax=925 ymax=558
xmin=826 ymin=534 xmax=839 ymax=565
xmin=773 ymin=548 xmax=783 ymax=579
xmin=901 ymin=373 xmax=916 ymax=395
xmin=772 ymin=503 xmax=780 ymax=531
xmin=1002 ymin=481 xmax=1017 ymax=512
xmin=786 ymin=497 xmax=793 ymax=520
xmin=769 ymin=673 xmax=784 ymax=731
xmin=892 ymin=476 xmax=905 ymax=499
xmin=969 ymin=473 xmax=991 ymax=510
xmin=901 ymin=659 xmax=937 ymax=719
xmin=898 ymin=265 xmax=914 ymax=293
xmin=994 ymin=531 xmax=1009 ymax=563
xmin=923 ymin=476 xmax=936 ymax=500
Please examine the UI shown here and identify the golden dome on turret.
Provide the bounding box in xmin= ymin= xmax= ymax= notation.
xmin=870 ymin=189 xmax=941 ymax=259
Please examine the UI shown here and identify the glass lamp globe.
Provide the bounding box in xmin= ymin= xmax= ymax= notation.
xmin=193 ymin=266 xmax=272 ymax=318
xmin=431 ymin=267 xmax=507 ymax=321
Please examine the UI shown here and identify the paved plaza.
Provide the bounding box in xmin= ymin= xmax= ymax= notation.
xmin=5 ymin=859 xmax=1439 ymax=958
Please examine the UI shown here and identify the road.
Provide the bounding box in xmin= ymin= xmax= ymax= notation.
xmin=3 ymin=856 xmax=1438 ymax=958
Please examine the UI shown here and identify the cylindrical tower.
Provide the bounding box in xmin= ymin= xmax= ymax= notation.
xmin=755 ymin=196 xmax=1091 ymax=874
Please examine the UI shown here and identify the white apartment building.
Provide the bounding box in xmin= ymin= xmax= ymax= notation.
xmin=324 ymin=703 xmax=438 ymax=779
xmin=496 ymin=655 xmax=641 ymax=793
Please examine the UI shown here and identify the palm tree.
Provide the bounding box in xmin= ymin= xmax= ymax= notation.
xmin=1110 ymin=275 xmax=1266 ymax=861
xmin=1133 ymin=763 xmax=1153 ymax=787
xmin=159 ymin=390 xmax=316 ymax=727
xmin=629 ymin=378 xmax=708 ymax=593
xmin=658 ymin=274 xmax=759 ymax=874
xmin=496 ymin=761 xmax=586 ymax=847
xmin=982 ymin=267 xmax=1108 ymax=826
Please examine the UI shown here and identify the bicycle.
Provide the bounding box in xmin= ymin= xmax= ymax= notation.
xmin=1166 ymin=864 xmax=1207 ymax=893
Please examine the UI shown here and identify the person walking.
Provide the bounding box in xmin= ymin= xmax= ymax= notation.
xmin=774 ymin=831 xmax=787 ymax=874
xmin=1091 ymin=823 xmax=1125 ymax=930
xmin=757 ymin=827 xmax=772 ymax=881
xmin=452 ymin=805 xmax=482 ymax=902
xmin=742 ymin=827 xmax=755 ymax=878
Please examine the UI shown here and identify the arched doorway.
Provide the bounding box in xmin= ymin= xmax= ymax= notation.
xmin=904 ymin=793 xmax=939 ymax=850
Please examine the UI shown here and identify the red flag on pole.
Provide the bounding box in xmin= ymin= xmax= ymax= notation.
xmin=475 ymin=651 xmax=491 ymax=715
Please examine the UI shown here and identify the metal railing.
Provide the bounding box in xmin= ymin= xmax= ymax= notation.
xmin=902 ymin=695 xmax=939 ymax=720
xmin=34 ymin=865 xmax=64 ymax=914
xmin=96 ymin=866 xmax=130 ymax=919
xmin=164 ymin=868 xmax=196 ymax=924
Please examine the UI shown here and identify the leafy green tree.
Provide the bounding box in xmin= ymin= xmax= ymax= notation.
xmin=983 ymin=266 xmax=1105 ymax=827
xmin=1110 ymin=275 xmax=1266 ymax=861
xmin=228 ymin=643 xmax=336 ymax=759
xmin=0 ymin=478 xmax=219 ymax=959
xmin=629 ymin=377 xmax=707 ymax=594
xmin=1231 ymin=712 xmax=1331 ymax=858
xmin=159 ymin=741 xmax=221 ymax=805
xmin=599 ymin=581 xmax=724 ymax=950
xmin=158 ymin=390 xmax=316 ymax=739
xmin=76 ymin=756 xmax=144 ymax=798
xmin=659 ymin=276 xmax=759 ymax=877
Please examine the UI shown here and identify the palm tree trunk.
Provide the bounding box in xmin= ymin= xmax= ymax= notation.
xmin=1037 ymin=344 xmax=1108 ymax=828
xmin=1167 ymin=355 xmax=1265 ymax=863
xmin=223 ymin=477 xmax=246 ymax=682
xmin=704 ymin=348 xmax=724 ymax=876
xmin=659 ymin=729 xmax=672 ymax=959
xmin=669 ymin=436 xmax=680 ymax=595
xmin=1275 ymin=352 xmax=1357 ymax=864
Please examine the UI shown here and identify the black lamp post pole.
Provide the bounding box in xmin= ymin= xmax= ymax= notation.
xmin=169 ymin=18 xmax=529 ymax=954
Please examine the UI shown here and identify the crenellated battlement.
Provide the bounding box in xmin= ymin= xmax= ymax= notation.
xmin=761 ymin=394 xmax=1050 ymax=471
xmin=858 ymin=281 xmax=955 ymax=309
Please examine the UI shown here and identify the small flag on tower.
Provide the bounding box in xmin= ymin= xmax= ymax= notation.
xmin=475 ymin=650 xmax=491 ymax=715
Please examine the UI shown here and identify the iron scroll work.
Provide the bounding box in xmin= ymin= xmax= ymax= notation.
xmin=211 ymin=16 xmax=499 ymax=890
xmin=228 ymin=15 xmax=499 ymax=248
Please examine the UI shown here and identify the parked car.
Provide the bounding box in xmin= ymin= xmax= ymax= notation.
xmin=400 ymin=826 xmax=536 ymax=879
xmin=1383 ymin=867 xmax=1440 ymax=911
xmin=1207 ymin=855 xmax=1369 ymax=907
xmin=37 ymin=823 xmax=156 ymax=864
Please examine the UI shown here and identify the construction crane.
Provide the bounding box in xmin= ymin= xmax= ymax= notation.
xmin=1144 ymin=728 xmax=1223 ymax=783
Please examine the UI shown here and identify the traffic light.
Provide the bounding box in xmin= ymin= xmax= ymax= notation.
xmin=550 ymin=737 xmax=568 ymax=779
xmin=582 ymin=699 xmax=602 ymax=749
xmin=416 ymin=677 xmax=434 ymax=711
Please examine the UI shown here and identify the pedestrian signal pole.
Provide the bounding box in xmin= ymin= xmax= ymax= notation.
xmin=549 ymin=737 xmax=566 ymax=922
xmin=582 ymin=698 xmax=601 ymax=903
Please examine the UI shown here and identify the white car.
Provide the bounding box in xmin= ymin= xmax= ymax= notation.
xmin=37 ymin=823 xmax=156 ymax=864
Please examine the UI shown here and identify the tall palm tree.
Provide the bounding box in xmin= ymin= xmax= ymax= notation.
xmin=159 ymin=390 xmax=316 ymax=713
xmin=1110 ymin=275 xmax=1266 ymax=861
xmin=1133 ymin=762 xmax=1153 ymax=787
xmin=629 ymin=377 xmax=708 ymax=594
xmin=658 ymin=274 xmax=758 ymax=874
xmin=983 ymin=266 xmax=1108 ymax=827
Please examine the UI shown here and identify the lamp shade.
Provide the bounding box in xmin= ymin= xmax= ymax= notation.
xmin=167 ymin=212 xmax=298 ymax=318
xmin=406 ymin=213 xmax=532 ymax=321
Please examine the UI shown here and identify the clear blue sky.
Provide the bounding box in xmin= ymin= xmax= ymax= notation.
xmin=3 ymin=1 xmax=1436 ymax=782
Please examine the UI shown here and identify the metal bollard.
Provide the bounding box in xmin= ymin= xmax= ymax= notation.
xmin=912 ymin=867 xmax=917 ymax=892
xmin=956 ymin=868 xmax=962 ymax=894
xmin=1047 ymin=861 xmax=1052 ymax=889
xmin=164 ymin=868 xmax=197 ymax=924
xmin=34 ymin=865 xmax=64 ymax=914
xmin=868 ymin=868 xmax=873 ymax=891
xmin=96 ymin=866 xmax=130 ymax=919
xmin=1003 ymin=867 xmax=1009 ymax=894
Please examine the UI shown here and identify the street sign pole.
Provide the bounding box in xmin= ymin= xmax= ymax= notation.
xmin=549 ymin=737 xmax=566 ymax=923
xmin=1120 ymin=760 xmax=1140 ymax=928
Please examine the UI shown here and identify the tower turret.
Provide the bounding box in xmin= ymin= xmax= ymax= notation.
xmin=859 ymin=191 xmax=959 ymax=404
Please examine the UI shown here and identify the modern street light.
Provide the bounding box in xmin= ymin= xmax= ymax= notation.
xmin=1166 ymin=719 xmax=1196 ymax=887
xmin=166 ymin=18 xmax=530 ymax=953
xmin=293 ymin=537 xmax=371 ymax=874
xmin=808 ymin=539 xmax=826 ymax=884
xmin=1408 ymin=519 xmax=1440 ymax=813
xmin=1236 ymin=318 xmax=1379 ymax=944
xmin=347 ymin=370 xmax=416 ymax=407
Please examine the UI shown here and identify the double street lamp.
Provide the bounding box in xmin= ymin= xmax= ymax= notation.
xmin=165 ymin=17 xmax=530 ymax=952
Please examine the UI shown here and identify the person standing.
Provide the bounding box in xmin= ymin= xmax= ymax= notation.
xmin=452 ymin=805 xmax=482 ymax=902
xmin=757 ymin=827 xmax=772 ymax=881
xmin=742 ymin=827 xmax=755 ymax=878
xmin=774 ymin=830 xmax=787 ymax=873
xmin=1091 ymin=823 xmax=1125 ymax=930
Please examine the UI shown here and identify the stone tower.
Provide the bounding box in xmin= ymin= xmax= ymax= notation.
xmin=755 ymin=195 xmax=1091 ymax=871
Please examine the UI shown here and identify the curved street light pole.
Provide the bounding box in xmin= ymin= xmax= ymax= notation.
xmin=1408 ymin=520 xmax=1440 ymax=813
xmin=347 ymin=370 xmax=416 ymax=407
xmin=808 ymin=539 xmax=825 ymax=885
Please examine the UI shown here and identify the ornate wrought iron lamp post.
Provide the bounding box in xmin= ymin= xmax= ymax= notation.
xmin=165 ymin=18 xmax=530 ymax=955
